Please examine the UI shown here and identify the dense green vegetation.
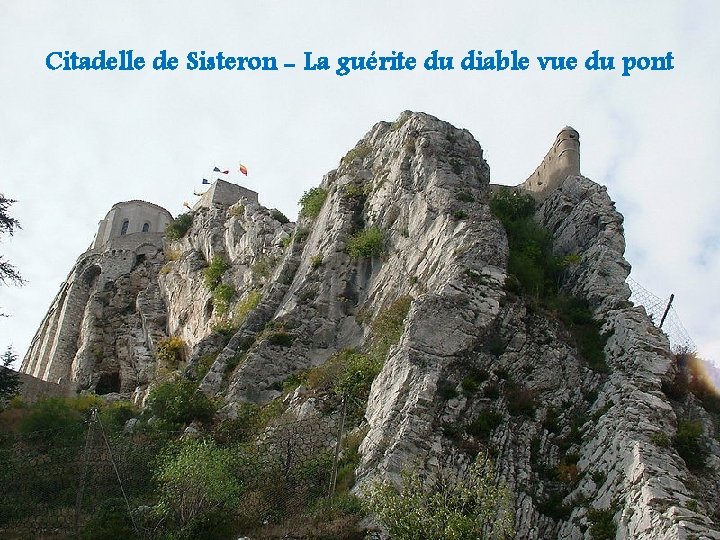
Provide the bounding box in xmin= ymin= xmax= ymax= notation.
xmin=673 ymin=419 xmax=708 ymax=469
xmin=146 ymin=379 xmax=216 ymax=429
xmin=490 ymin=188 xmax=608 ymax=372
xmin=270 ymin=208 xmax=290 ymax=224
xmin=165 ymin=212 xmax=194 ymax=240
xmin=366 ymin=456 xmax=514 ymax=539
xmin=1 ymin=387 xmax=366 ymax=539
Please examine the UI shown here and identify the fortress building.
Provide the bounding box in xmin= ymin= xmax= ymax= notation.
xmin=20 ymin=180 xmax=259 ymax=396
xmin=92 ymin=200 xmax=173 ymax=249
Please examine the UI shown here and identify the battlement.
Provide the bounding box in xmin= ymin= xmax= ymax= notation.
xmin=521 ymin=127 xmax=580 ymax=199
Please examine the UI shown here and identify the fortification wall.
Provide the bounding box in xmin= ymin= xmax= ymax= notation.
xmin=194 ymin=179 xmax=258 ymax=210
xmin=521 ymin=127 xmax=580 ymax=199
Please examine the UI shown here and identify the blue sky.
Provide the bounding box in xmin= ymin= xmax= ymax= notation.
xmin=0 ymin=0 xmax=718 ymax=368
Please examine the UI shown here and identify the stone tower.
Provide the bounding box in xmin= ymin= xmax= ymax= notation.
xmin=521 ymin=126 xmax=580 ymax=198
xmin=21 ymin=200 xmax=173 ymax=395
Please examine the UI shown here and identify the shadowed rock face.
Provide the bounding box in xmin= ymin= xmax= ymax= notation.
xmin=22 ymin=111 xmax=720 ymax=538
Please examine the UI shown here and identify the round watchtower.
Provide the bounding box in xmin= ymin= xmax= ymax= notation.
xmin=92 ymin=200 xmax=173 ymax=249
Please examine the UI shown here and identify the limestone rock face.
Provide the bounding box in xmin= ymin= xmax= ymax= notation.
xmin=20 ymin=112 xmax=720 ymax=538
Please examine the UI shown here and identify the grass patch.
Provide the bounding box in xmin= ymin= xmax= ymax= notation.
xmin=343 ymin=183 xmax=365 ymax=199
xmin=310 ymin=254 xmax=323 ymax=269
xmin=369 ymin=296 xmax=412 ymax=361
xmin=251 ymin=256 xmax=275 ymax=280
xmin=342 ymin=144 xmax=371 ymax=165
xmin=233 ymin=290 xmax=261 ymax=327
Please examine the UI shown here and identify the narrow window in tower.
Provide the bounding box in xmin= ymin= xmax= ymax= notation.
xmin=120 ymin=220 xmax=129 ymax=235
xmin=142 ymin=222 xmax=150 ymax=232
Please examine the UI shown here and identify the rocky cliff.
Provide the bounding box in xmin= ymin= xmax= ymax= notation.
xmin=21 ymin=111 xmax=720 ymax=539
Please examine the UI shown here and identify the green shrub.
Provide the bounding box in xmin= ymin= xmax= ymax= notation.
xmin=154 ymin=438 xmax=241 ymax=532
xmin=335 ymin=351 xmax=382 ymax=403
xmin=299 ymin=187 xmax=328 ymax=218
xmin=452 ymin=210 xmax=468 ymax=220
xmin=587 ymin=508 xmax=617 ymax=540
xmin=266 ymin=331 xmax=294 ymax=347
xmin=591 ymin=470 xmax=607 ymax=485
xmin=505 ymin=383 xmax=536 ymax=418
xmin=537 ymin=489 xmax=571 ymax=520
xmin=80 ymin=497 xmax=138 ymax=540
xmin=490 ymin=188 xmax=555 ymax=298
xmin=366 ymin=456 xmax=515 ymax=540
xmin=147 ymin=379 xmax=216 ymax=428
xmin=98 ymin=401 xmax=138 ymax=432
xmin=491 ymin=188 xmax=609 ymax=371
xmin=344 ymin=183 xmax=365 ymax=199
xmin=212 ymin=283 xmax=235 ymax=316
xmin=674 ymin=419 xmax=708 ymax=469
xmin=165 ymin=212 xmax=194 ymax=240
xmin=461 ymin=377 xmax=480 ymax=395
xmin=212 ymin=402 xmax=262 ymax=446
xmin=310 ymin=254 xmax=323 ymax=269
xmin=456 ymin=191 xmax=475 ymax=203
xmin=347 ymin=227 xmax=385 ymax=259
xmin=270 ymin=208 xmax=290 ymax=224
xmin=549 ymin=295 xmax=609 ymax=373
xmin=223 ymin=354 xmax=245 ymax=375
xmin=156 ymin=336 xmax=185 ymax=370
xmin=448 ymin=157 xmax=464 ymax=175
xmin=204 ymin=256 xmax=230 ymax=290
xmin=465 ymin=410 xmax=503 ymax=439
